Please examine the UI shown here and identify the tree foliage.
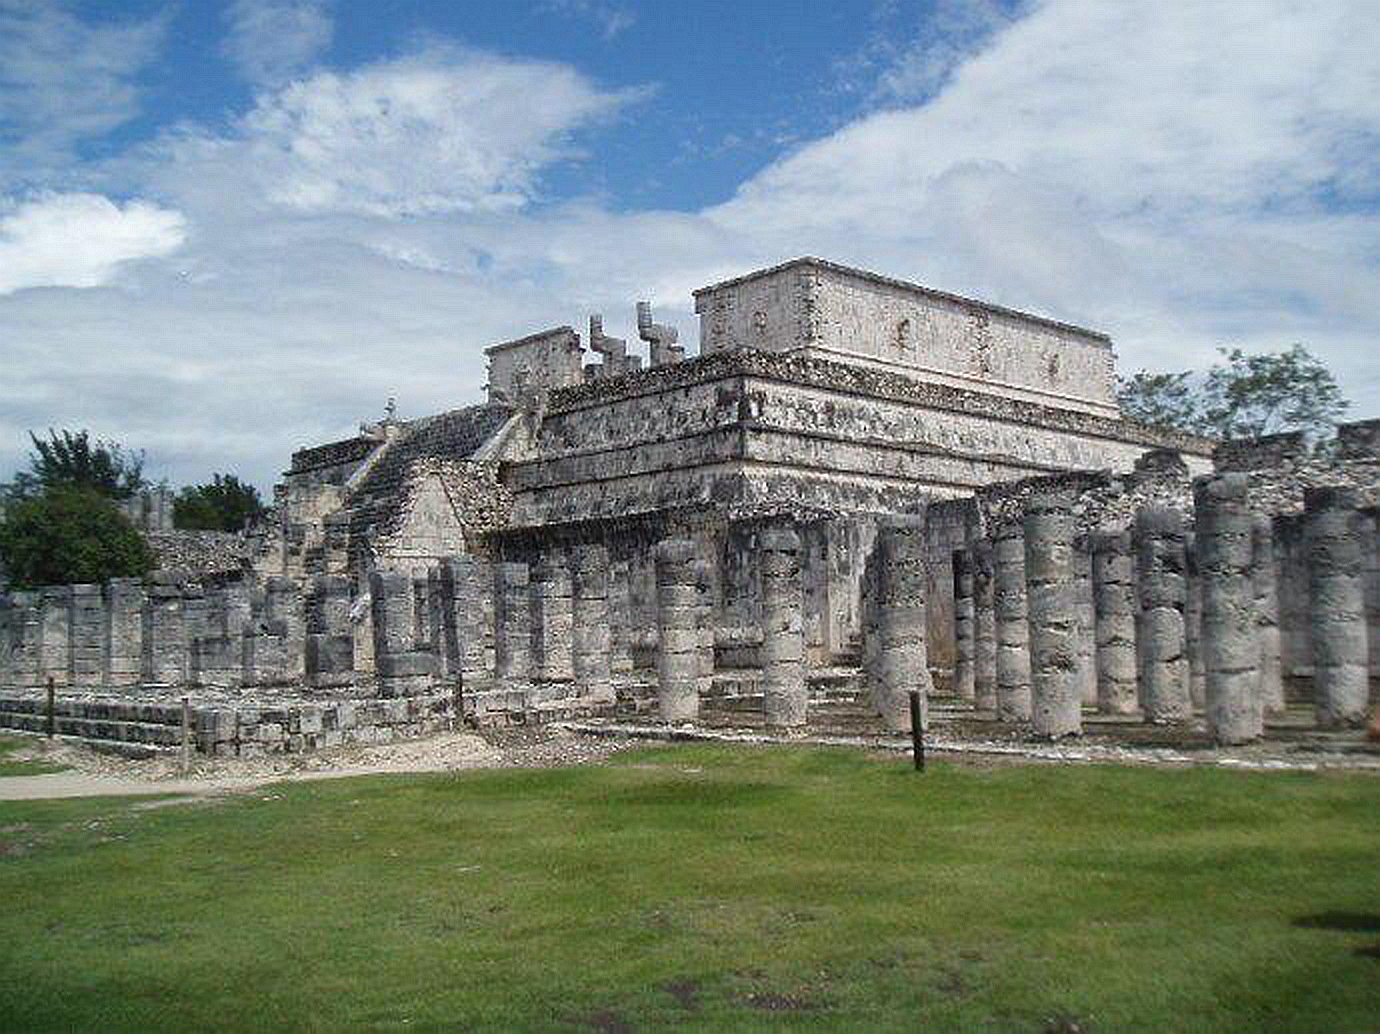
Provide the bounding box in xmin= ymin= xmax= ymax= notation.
xmin=0 ymin=486 xmax=153 ymax=588
xmin=1117 ymin=344 xmax=1348 ymax=441
xmin=173 ymin=474 xmax=267 ymax=532
xmin=10 ymin=429 xmax=146 ymax=501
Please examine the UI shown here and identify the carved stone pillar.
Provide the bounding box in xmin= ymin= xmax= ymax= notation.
xmin=1134 ymin=507 xmax=1191 ymax=724
xmin=1305 ymin=487 xmax=1369 ymax=728
xmin=1091 ymin=530 xmax=1138 ymax=715
xmin=1196 ymin=474 xmax=1262 ymax=744
xmin=869 ymin=515 xmax=931 ymax=733
xmin=1024 ymin=494 xmax=1081 ymax=738
xmin=952 ymin=548 xmax=976 ymax=704
xmin=655 ymin=539 xmax=700 ymax=722
xmin=760 ymin=528 xmax=807 ymax=728
xmin=571 ymin=544 xmax=614 ymax=706
xmin=992 ymin=521 xmax=1032 ymax=722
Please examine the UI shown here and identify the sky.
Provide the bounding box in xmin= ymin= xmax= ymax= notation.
xmin=1 ymin=0 xmax=1378 ymax=492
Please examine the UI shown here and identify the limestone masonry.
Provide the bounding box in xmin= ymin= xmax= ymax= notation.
xmin=2 ymin=257 xmax=1376 ymax=757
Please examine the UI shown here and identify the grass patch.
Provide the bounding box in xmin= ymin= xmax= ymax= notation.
xmin=0 ymin=735 xmax=67 ymax=777
xmin=0 ymin=744 xmax=1376 ymax=1031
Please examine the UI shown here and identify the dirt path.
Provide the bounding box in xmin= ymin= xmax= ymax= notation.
xmin=0 ymin=728 xmax=631 ymax=801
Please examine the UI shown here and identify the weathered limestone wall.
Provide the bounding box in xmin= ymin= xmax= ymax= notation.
xmin=692 ymin=258 xmax=1119 ymax=418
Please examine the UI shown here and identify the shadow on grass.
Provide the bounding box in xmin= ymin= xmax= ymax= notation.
xmin=1292 ymin=911 xmax=1380 ymax=932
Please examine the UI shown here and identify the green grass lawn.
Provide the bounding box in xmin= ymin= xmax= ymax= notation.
xmin=0 ymin=735 xmax=67 ymax=777
xmin=0 ymin=744 xmax=1376 ymax=1032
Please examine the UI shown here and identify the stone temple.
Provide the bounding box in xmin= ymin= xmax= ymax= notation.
xmin=2 ymin=257 xmax=1377 ymax=756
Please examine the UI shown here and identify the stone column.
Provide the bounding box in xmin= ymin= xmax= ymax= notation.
xmin=306 ymin=575 xmax=354 ymax=688
xmin=694 ymin=555 xmax=715 ymax=691
xmin=5 ymin=591 xmax=41 ymax=688
xmin=971 ymin=540 xmax=997 ymax=712
xmin=1091 ymin=530 xmax=1138 ymax=715
xmin=369 ymin=569 xmax=435 ymax=698
xmin=759 ymin=527 xmax=807 ymax=728
xmin=530 ymin=550 xmax=574 ymax=698
xmin=1305 ymin=487 xmax=1369 ymax=727
xmin=1134 ymin=506 xmax=1191 ymax=724
xmin=0 ymin=595 xmax=11 ymax=687
xmin=1196 ymin=474 xmax=1262 ymax=744
xmin=493 ymin=562 xmax=531 ymax=691
xmin=1252 ymin=516 xmax=1286 ymax=716
xmin=267 ymin=576 xmax=305 ymax=680
xmin=40 ymin=586 xmax=72 ymax=688
xmin=104 ymin=578 xmax=144 ymax=687
xmin=1024 ymin=494 xmax=1081 ymax=738
xmin=869 ymin=515 xmax=932 ymax=733
xmin=142 ymin=577 xmax=186 ymax=686
xmin=1072 ymin=538 xmax=1098 ymax=708
xmin=191 ymin=588 xmax=238 ymax=688
xmin=952 ymin=548 xmax=976 ymax=704
xmin=992 ymin=521 xmax=1032 ymax=722
xmin=608 ymin=559 xmax=634 ymax=674
xmin=68 ymin=584 xmax=105 ymax=685
xmin=571 ymin=544 xmax=614 ymax=706
xmin=1184 ymin=533 xmax=1206 ymax=711
xmin=655 ymin=539 xmax=700 ymax=722
xmin=437 ymin=555 xmax=487 ymax=688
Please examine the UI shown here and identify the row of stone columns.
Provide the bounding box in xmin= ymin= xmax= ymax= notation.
xmin=955 ymin=478 xmax=1374 ymax=740
xmin=652 ymin=528 xmax=808 ymax=728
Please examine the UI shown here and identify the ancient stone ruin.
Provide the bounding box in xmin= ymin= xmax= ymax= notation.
xmin=2 ymin=257 xmax=1376 ymax=757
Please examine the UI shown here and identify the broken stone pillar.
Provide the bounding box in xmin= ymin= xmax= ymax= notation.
xmin=1196 ymin=474 xmax=1262 ymax=744
xmin=571 ymin=544 xmax=614 ymax=706
xmin=972 ymin=540 xmax=997 ymax=712
xmin=1184 ymin=533 xmax=1206 ymax=711
xmin=694 ymin=556 xmax=715 ymax=689
xmin=104 ymin=578 xmax=144 ymax=687
xmin=0 ymin=595 xmax=11 ymax=687
xmin=191 ymin=587 xmax=244 ymax=688
xmin=242 ymin=578 xmax=300 ymax=687
xmin=1091 ymin=530 xmax=1138 ymax=715
xmin=992 ymin=521 xmax=1032 ymax=722
xmin=68 ymin=584 xmax=105 ymax=685
xmin=1072 ymin=538 xmax=1097 ymax=708
xmin=759 ymin=527 xmax=807 ymax=728
xmin=494 ymin=562 xmax=531 ymax=692
xmin=370 ymin=569 xmax=436 ymax=698
xmin=869 ymin=515 xmax=931 ymax=733
xmin=1305 ymin=487 xmax=1370 ymax=727
xmin=5 ymin=591 xmax=41 ymax=687
xmin=1134 ymin=506 xmax=1191 ymax=724
xmin=413 ymin=575 xmax=434 ymax=655
xmin=1252 ymin=516 xmax=1286 ymax=716
xmin=437 ymin=555 xmax=488 ymax=689
xmin=306 ymin=575 xmax=355 ymax=688
xmin=530 ymin=550 xmax=574 ymax=698
xmin=655 ymin=538 xmax=700 ymax=722
xmin=952 ymin=548 xmax=976 ymax=704
xmin=608 ymin=559 xmax=634 ymax=674
xmin=268 ymin=576 xmax=305 ymax=679
xmin=1024 ymin=494 xmax=1081 ymax=738
xmin=40 ymin=586 xmax=72 ymax=688
xmin=142 ymin=576 xmax=187 ymax=686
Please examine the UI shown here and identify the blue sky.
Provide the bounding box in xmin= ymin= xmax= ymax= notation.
xmin=1 ymin=0 xmax=1377 ymax=490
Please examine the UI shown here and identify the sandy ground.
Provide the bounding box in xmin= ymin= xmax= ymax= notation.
xmin=0 ymin=727 xmax=632 ymax=800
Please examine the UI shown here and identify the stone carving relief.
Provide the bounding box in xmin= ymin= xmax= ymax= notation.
xmin=637 ymin=301 xmax=683 ymax=366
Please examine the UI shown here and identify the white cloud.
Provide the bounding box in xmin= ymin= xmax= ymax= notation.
xmin=0 ymin=1 xmax=165 ymax=188
xmin=0 ymin=192 xmax=185 ymax=295
xmin=710 ymin=0 xmax=1380 ymax=388
xmin=540 ymin=0 xmax=636 ymax=39
xmin=222 ymin=0 xmax=333 ymax=86
xmin=143 ymin=47 xmax=642 ymax=217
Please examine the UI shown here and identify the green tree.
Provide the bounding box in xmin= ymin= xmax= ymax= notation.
xmin=10 ymin=429 xmax=146 ymax=501
xmin=0 ymin=486 xmax=153 ymax=588
xmin=173 ymin=474 xmax=266 ymax=532
xmin=1117 ymin=344 xmax=1349 ymax=440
